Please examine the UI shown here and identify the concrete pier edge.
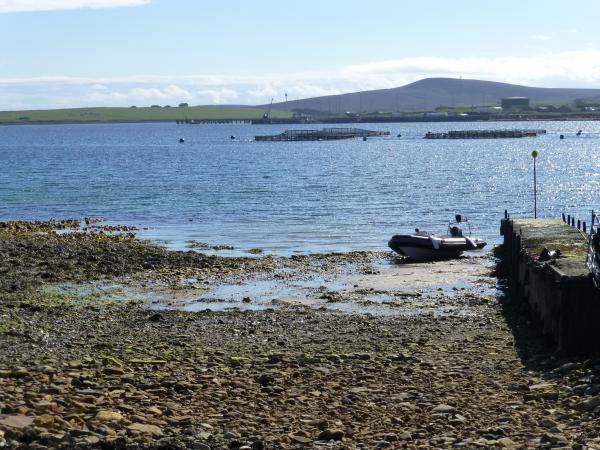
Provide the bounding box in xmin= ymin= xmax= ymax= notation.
xmin=501 ymin=217 xmax=600 ymax=354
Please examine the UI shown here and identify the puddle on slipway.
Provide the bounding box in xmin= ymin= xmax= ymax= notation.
xmin=50 ymin=254 xmax=497 ymax=317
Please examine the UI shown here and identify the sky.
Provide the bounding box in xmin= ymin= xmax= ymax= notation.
xmin=1 ymin=0 xmax=600 ymax=110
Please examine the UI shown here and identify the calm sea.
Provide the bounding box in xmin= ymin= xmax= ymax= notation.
xmin=1 ymin=121 xmax=598 ymax=255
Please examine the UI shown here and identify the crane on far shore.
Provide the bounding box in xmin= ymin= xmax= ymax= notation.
xmin=262 ymin=98 xmax=274 ymax=120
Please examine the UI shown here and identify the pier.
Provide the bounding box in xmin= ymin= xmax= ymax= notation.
xmin=255 ymin=127 xmax=390 ymax=141
xmin=176 ymin=119 xmax=252 ymax=124
xmin=425 ymin=129 xmax=545 ymax=139
xmin=501 ymin=215 xmax=600 ymax=353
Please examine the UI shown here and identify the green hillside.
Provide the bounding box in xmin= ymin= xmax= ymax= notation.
xmin=0 ymin=106 xmax=292 ymax=124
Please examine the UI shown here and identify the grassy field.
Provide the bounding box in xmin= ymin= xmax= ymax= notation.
xmin=0 ymin=106 xmax=292 ymax=124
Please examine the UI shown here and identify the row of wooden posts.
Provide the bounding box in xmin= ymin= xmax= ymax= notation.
xmin=562 ymin=212 xmax=588 ymax=233
xmin=503 ymin=209 xmax=590 ymax=234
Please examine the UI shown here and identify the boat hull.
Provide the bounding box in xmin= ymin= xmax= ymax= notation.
xmin=388 ymin=234 xmax=486 ymax=261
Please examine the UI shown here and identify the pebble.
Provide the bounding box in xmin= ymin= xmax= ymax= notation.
xmin=497 ymin=437 xmax=516 ymax=447
xmin=149 ymin=312 xmax=164 ymax=322
xmin=102 ymin=366 xmax=125 ymax=376
xmin=192 ymin=444 xmax=211 ymax=450
xmin=95 ymin=410 xmax=124 ymax=422
xmin=224 ymin=431 xmax=238 ymax=440
xmin=578 ymin=394 xmax=600 ymax=411
xmin=318 ymin=429 xmax=345 ymax=441
xmin=539 ymin=418 xmax=557 ymax=428
xmin=398 ymin=431 xmax=412 ymax=440
xmin=33 ymin=414 xmax=54 ymax=428
xmin=85 ymin=436 xmax=101 ymax=445
xmin=147 ymin=406 xmax=162 ymax=416
xmin=291 ymin=435 xmax=312 ymax=445
xmin=127 ymin=423 xmax=163 ymax=437
xmin=431 ymin=404 xmax=455 ymax=413
xmin=542 ymin=432 xmax=569 ymax=444
xmin=0 ymin=415 xmax=34 ymax=429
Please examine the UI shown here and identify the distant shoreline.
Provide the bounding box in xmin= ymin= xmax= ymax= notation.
xmin=1 ymin=115 xmax=600 ymax=126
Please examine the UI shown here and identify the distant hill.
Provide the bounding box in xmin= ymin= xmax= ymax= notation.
xmin=266 ymin=78 xmax=600 ymax=114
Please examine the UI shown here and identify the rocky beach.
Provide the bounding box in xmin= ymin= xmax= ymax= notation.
xmin=2 ymin=221 xmax=600 ymax=449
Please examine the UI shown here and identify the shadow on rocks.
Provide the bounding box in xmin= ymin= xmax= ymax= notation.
xmin=494 ymin=256 xmax=600 ymax=408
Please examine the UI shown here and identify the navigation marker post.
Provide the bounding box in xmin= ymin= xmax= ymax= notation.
xmin=532 ymin=150 xmax=538 ymax=219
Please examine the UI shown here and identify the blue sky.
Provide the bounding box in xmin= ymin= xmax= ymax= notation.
xmin=1 ymin=0 xmax=600 ymax=109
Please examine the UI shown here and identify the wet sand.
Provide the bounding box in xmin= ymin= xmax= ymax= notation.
xmin=1 ymin=221 xmax=600 ymax=449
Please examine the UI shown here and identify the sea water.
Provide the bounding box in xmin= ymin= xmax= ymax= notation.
xmin=1 ymin=120 xmax=599 ymax=255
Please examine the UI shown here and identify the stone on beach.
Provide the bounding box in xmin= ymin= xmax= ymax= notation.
xmin=127 ymin=423 xmax=163 ymax=436
xmin=95 ymin=410 xmax=125 ymax=422
xmin=431 ymin=404 xmax=456 ymax=413
xmin=0 ymin=415 xmax=34 ymax=429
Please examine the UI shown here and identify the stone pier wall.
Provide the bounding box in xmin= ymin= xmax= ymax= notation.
xmin=501 ymin=218 xmax=600 ymax=354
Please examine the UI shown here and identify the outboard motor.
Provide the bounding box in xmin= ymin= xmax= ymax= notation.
xmin=455 ymin=214 xmax=462 ymax=223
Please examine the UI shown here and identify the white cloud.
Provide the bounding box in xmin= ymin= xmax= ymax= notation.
xmin=129 ymin=87 xmax=167 ymax=100
xmin=341 ymin=51 xmax=600 ymax=87
xmin=285 ymin=83 xmax=343 ymax=100
xmin=0 ymin=0 xmax=149 ymax=13
xmin=164 ymin=84 xmax=192 ymax=100
xmin=85 ymin=84 xmax=192 ymax=104
xmin=3 ymin=50 xmax=600 ymax=109
xmin=246 ymin=84 xmax=279 ymax=99
xmin=197 ymin=88 xmax=239 ymax=104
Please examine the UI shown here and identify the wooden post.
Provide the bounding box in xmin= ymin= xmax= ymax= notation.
xmin=572 ymin=217 xmax=575 ymax=227
xmin=562 ymin=212 xmax=566 ymax=222
xmin=504 ymin=209 xmax=508 ymax=219
xmin=584 ymin=222 xmax=587 ymax=233
xmin=577 ymin=220 xmax=581 ymax=230
xmin=568 ymin=214 xmax=571 ymax=224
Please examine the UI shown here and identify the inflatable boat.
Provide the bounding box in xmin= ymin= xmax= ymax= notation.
xmin=388 ymin=215 xmax=486 ymax=261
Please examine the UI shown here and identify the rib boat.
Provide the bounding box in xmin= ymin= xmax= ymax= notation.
xmin=388 ymin=215 xmax=486 ymax=261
